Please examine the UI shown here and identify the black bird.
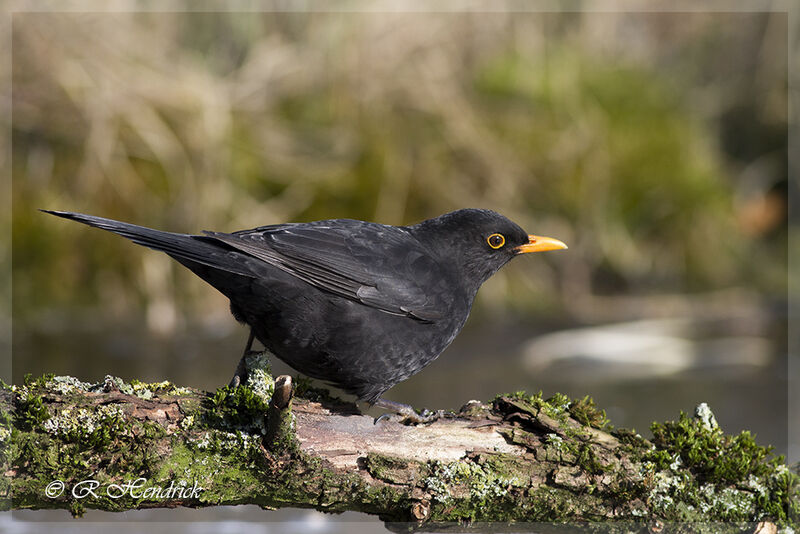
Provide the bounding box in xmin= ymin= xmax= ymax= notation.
xmin=43 ymin=209 xmax=566 ymax=421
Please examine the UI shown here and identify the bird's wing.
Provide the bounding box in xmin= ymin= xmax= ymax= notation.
xmin=203 ymin=221 xmax=449 ymax=322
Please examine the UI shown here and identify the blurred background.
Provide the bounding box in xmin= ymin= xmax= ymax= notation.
xmin=5 ymin=6 xmax=794 ymax=529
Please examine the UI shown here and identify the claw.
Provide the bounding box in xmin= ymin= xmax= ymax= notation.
xmin=372 ymin=398 xmax=450 ymax=425
xmin=373 ymin=413 xmax=397 ymax=425
xmin=402 ymin=409 xmax=446 ymax=425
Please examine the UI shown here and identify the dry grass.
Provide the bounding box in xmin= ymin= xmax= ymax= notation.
xmin=9 ymin=10 xmax=788 ymax=329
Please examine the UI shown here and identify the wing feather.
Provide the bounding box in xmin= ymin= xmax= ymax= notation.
xmin=204 ymin=221 xmax=447 ymax=322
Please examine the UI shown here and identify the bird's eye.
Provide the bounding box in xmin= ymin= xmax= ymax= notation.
xmin=487 ymin=233 xmax=505 ymax=249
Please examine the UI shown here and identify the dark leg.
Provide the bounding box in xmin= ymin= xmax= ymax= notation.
xmin=229 ymin=329 xmax=256 ymax=388
xmin=373 ymin=398 xmax=446 ymax=425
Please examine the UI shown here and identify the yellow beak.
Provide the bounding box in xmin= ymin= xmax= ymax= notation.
xmin=514 ymin=235 xmax=568 ymax=254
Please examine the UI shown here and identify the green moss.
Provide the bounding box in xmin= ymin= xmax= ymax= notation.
xmin=423 ymin=457 xmax=522 ymax=521
xmin=9 ymin=374 xmax=397 ymax=517
xmin=10 ymin=405 xmax=170 ymax=515
xmin=203 ymin=384 xmax=269 ymax=434
xmin=576 ymin=442 xmax=610 ymax=475
xmin=14 ymin=393 xmax=50 ymax=431
xmin=8 ymin=375 xmax=182 ymax=513
xmin=21 ymin=374 xmax=194 ymax=401
xmin=569 ymin=395 xmax=611 ymax=430
xmin=544 ymin=392 xmax=572 ymax=417
xmin=8 ymin=376 xmax=799 ymax=526
xmin=23 ymin=373 xmax=55 ymax=389
xmin=543 ymin=433 xmax=576 ymax=463
xmin=127 ymin=379 xmax=194 ymax=399
xmin=42 ymin=404 xmax=128 ymax=448
xmin=365 ymin=453 xmax=430 ymax=485
xmin=420 ymin=452 xmax=614 ymax=522
xmin=649 ymin=411 xmax=778 ymax=485
xmin=613 ymin=427 xmax=651 ymax=449
xmin=266 ymin=409 xmax=298 ymax=454
xmin=158 ymin=439 xmax=263 ymax=505
xmin=493 ymin=392 xmax=798 ymax=525
xmin=644 ymin=409 xmax=799 ymax=523
xmin=501 ymin=389 xmax=545 ymax=407
xmin=12 ymin=377 xmax=54 ymax=433
xmin=498 ymin=391 xmax=609 ymax=430
xmin=0 ymin=408 xmax=11 ymax=442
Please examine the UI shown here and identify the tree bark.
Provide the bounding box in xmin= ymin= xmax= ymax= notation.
xmin=1 ymin=365 xmax=796 ymax=530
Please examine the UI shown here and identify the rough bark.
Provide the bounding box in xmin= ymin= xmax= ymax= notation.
xmin=0 ymin=361 xmax=797 ymax=531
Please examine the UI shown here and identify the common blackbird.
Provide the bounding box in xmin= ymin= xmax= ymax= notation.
xmin=43 ymin=209 xmax=566 ymax=421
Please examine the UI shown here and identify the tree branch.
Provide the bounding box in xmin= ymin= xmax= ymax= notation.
xmin=1 ymin=361 xmax=797 ymax=529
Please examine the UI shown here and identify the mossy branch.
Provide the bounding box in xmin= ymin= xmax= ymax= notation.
xmin=1 ymin=365 xmax=797 ymax=530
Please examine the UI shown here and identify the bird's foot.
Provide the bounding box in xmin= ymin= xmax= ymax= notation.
xmin=228 ymin=350 xmax=263 ymax=388
xmin=228 ymin=372 xmax=246 ymax=389
xmin=372 ymin=398 xmax=449 ymax=425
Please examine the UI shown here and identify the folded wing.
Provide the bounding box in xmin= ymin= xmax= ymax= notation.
xmin=204 ymin=220 xmax=450 ymax=322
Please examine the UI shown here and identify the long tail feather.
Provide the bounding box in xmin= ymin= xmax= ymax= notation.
xmin=41 ymin=210 xmax=255 ymax=278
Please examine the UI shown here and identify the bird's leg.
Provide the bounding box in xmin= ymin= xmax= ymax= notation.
xmin=373 ymin=398 xmax=447 ymax=425
xmin=229 ymin=329 xmax=256 ymax=388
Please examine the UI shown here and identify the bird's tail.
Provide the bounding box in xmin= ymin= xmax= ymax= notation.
xmin=41 ymin=210 xmax=255 ymax=278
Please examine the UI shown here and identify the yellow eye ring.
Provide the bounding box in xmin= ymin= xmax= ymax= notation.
xmin=487 ymin=233 xmax=505 ymax=249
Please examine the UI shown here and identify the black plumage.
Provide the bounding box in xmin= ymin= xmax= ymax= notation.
xmin=42 ymin=208 xmax=566 ymax=412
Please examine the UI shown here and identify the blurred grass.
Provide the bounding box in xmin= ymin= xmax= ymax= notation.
xmin=9 ymin=10 xmax=788 ymax=331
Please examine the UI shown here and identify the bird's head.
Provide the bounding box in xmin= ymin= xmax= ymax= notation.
xmin=409 ymin=208 xmax=567 ymax=294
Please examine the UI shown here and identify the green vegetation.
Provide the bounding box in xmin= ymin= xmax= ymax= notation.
xmin=569 ymin=395 xmax=610 ymax=429
xmin=649 ymin=411 xmax=781 ymax=485
xmin=2 ymin=374 xmax=797 ymax=526
xmin=6 ymin=375 xmax=169 ymax=516
xmin=493 ymin=391 xmax=798 ymax=526
xmin=422 ymin=456 xmax=524 ymax=521
xmin=204 ymin=385 xmax=270 ymax=434
xmin=645 ymin=411 xmax=799 ymax=523
xmin=500 ymin=390 xmax=609 ymax=430
xmin=14 ymin=391 xmax=49 ymax=431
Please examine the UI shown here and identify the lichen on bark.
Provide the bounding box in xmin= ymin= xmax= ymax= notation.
xmin=0 ymin=367 xmax=797 ymax=530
